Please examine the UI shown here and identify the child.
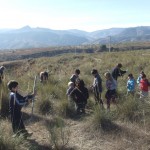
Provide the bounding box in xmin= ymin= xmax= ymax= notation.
xmin=70 ymin=79 xmax=89 ymax=114
xmin=127 ymin=73 xmax=136 ymax=95
xmin=91 ymin=69 xmax=103 ymax=106
xmin=137 ymin=71 xmax=144 ymax=85
xmin=7 ymin=80 xmax=35 ymax=137
xmin=70 ymin=69 xmax=80 ymax=86
xmin=111 ymin=63 xmax=127 ymax=81
xmin=104 ymin=72 xmax=117 ymax=111
xmin=139 ymin=74 xmax=150 ymax=99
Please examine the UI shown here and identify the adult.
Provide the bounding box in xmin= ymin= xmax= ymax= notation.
xmin=91 ymin=69 xmax=103 ymax=106
xmin=111 ymin=63 xmax=127 ymax=80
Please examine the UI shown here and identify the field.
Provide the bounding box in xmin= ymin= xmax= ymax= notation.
xmin=0 ymin=49 xmax=150 ymax=150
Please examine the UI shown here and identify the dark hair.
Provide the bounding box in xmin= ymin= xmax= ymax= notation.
xmin=141 ymin=74 xmax=146 ymax=79
xmin=91 ymin=69 xmax=98 ymax=74
xmin=75 ymin=69 xmax=80 ymax=75
xmin=117 ymin=63 xmax=122 ymax=68
xmin=7 ymin=80 xmax=18 ymax=90
xmin=128 ymin=73 xmax=133 ymax=78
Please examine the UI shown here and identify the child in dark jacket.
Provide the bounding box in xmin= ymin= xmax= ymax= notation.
xmin=70 ymin=79 xmax=89 ymax=114
xmin=7 ymin=80 xmax=35 ymax=137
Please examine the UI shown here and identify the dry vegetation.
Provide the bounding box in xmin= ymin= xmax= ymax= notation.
xmin=0 ymin=49 xmax=150 ymax=150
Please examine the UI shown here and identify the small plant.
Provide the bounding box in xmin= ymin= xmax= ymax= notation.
xmin=47 ymin=117 xmax=70 ymax=150
xmin=92 ymin=106 xmax=114 ymax=131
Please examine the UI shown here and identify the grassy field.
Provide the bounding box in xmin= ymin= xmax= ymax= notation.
xmin=0 ymin=50 xmax=150 ymax=150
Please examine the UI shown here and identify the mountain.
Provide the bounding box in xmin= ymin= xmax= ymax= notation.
xmin=0 ymin=26 xmax=150 ymax=49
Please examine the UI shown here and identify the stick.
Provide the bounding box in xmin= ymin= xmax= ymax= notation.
xmin=31 ymin=75 xmax=37 ymax=116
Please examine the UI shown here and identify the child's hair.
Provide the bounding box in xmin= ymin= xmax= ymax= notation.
xmin=141 ymin=74 xmax=146 ymax=79
xmin=75 ymin=69 xmax=80 ymax=75
xmin=104 ymin=72 xmax=112 ymax=80
xmin=117 ymin=63 xmax=122 ymax=68
xmin=91 ymin=69 xmax=98 ymax=74
xmin=7 ymin=80 xmax=18 ymax=90
xmin=140 ymin=71 xmax=144 ymax=75
xmin=68 ymin=81 xmax=74 ymax=87
xmin=128 ymin=73 xmax=133 ymax=78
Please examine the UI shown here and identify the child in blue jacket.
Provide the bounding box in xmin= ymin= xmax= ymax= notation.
xmin=127 ymin=74 xmax=136 ymax=95
xmin=7 ymin=80 xmax=35 ymax=137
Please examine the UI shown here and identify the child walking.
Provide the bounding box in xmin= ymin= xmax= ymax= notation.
xmin=127 ymin=73 xmax=136 ymax=95
xmin=104 ymin=72 xmax=117 ymax=111
xmin=7 ymin=80 xmax=35 ymax=137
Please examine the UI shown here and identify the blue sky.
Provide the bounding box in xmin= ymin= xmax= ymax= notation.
xmin=0 ymin=0 xmax=150 ymax=31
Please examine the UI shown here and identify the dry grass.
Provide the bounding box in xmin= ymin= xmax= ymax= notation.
xmin=0 ymin=50 xmax=150 ymax=149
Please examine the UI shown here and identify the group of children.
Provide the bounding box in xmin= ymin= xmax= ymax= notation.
xmin=67 ymin=64 xmax=150 ymax=114
xmin=1 ymin=63 xmax=149 ymax=138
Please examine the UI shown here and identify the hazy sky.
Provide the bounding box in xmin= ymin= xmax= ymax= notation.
xmin=0 ymin=0 xmax=150 ymax=31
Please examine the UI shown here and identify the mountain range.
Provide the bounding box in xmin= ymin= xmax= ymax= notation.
xmin=0 ymin=26 xmax=150 ymax=50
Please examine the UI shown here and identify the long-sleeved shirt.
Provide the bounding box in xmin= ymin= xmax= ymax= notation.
xmin=9 ymin=92 xmax=33 ymax=114
xmin=127 ymin=79 xmax=135 ymax=91
xmin=112 ymin=67 xmax=126 ymax=80
xmin=92 ymin=74 xmax=102 ymax=93
xmin=106 ymin=78 xmax=117 ymax=90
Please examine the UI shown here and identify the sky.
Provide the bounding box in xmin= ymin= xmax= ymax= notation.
xmin=0 ymin=0 xmax=150 ymax=32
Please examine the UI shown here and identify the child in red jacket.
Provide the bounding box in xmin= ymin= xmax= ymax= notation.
xmin=140 ymin=74 xmax=150 ymax=98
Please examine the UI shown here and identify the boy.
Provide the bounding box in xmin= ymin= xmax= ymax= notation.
xmin=7 ymin=80 xmax=35 ymax=137
xmin=112 ymin=63 xmax=127 ymax=81
xmin=70 ymin=69 xmax=80 ymax=86
xmin=91 ymin=69 xmax=103 ymax=106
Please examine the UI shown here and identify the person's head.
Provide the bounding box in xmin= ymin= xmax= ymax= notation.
xmin=104 ymin=72 xmax=112 ymax=80
xmin=91 ymin=69 xmax=98 ymax=76
xmin=117 ymin=63 xmax=122 ymax=68
xmin=128 ymin=73 xmax=133 ymax=79
xmin=7 ymin=80 xmax=18 ymax=92
xmin=75 ymin=69 xmax=80 ymax=75
xmin=141 ymin=74 xmax=146 ymax=79
xmin=140 ymin=71 xmax=144 ymax=76
xmin=68 ymin=81 xmax=74 ymax=87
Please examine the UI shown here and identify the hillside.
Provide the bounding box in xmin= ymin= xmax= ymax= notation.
xmin=1 ymin=26 xmax=150 ymax=49
xmin=0 ymin=50 xmax=150 ymax=149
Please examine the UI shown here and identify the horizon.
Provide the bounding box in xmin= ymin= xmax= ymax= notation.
xmin=0 ymin=25 xmax=149 ymax=33
xmin=0 ymin=0 xmax=150 ymax=32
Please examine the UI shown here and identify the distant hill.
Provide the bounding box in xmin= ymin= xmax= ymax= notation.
xmin=0 ymin=26 xmax=150 ymax=49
